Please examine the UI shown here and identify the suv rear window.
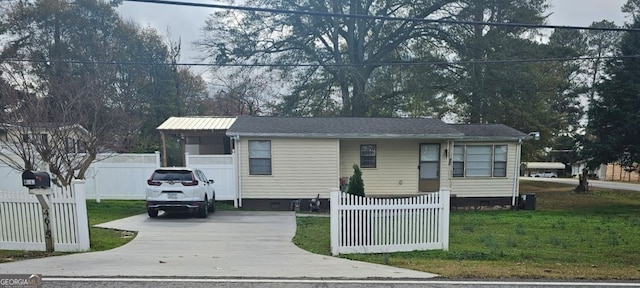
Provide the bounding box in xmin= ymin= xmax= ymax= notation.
xmin=152 ymin=170 xmax=194 ymax=181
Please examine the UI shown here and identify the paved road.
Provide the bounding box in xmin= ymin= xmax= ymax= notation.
xmin=40 ymin=278 xmax=640 ymax=288
xmin=523 ymin=177 xmax=640 ymax=192
xmin=0 ymin=211 xmax=437 ymax=279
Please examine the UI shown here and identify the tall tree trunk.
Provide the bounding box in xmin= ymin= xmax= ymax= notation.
xmin=351 ymin=76 xmax=367 ymax=116
xmin=339 ymin=73 xmax=351 ymax=116
xmin=468 ymin=4 xmax=486 ymax=123
xmin=574 ymin=168 xmax=589 ymax=193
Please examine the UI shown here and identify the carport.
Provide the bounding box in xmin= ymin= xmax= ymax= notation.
xmin=522 ymin=162 xmax=567 ymax=177
xmin=157 ymin=116 xmax=236 ymax=167
xmin=156 ymin=117 xmax=238 ymax=203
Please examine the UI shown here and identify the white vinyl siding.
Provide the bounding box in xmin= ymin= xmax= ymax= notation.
xmin=240 ymin=138 xmax=339 ymax=199
xmin=340 ymin=139 xmax=448 ymax=196
xmin=450 ymin=142 xmax=518 ymax=197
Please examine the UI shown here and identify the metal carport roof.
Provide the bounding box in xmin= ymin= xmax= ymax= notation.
xmin=523 ymin=162 xmax=566 ymax=169
xmin=157 ymin=117 xmax=236 ymax=131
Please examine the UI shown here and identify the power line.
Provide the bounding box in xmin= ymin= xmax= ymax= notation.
xmin=124 ymin=0 xmax=638 ymax=32
xmin=2 ymin=54 xmax=638 ymax=68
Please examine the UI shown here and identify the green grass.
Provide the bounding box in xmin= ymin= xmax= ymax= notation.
xmin=86 ymin=200 xmax=147 ymax=226
xmin=293 ymin=180 xmax=640 ymax=280
xmin=86 ymin=200 xmax=147 ymax=251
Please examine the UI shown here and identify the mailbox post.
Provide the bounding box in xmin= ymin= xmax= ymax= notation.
xmin=22 ymin=171 xmax=54 ymax=253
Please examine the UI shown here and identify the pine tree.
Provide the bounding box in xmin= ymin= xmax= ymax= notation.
xmin=346 ymin=164 xmax=365 ymax=197
xmin=583 ymin=15 xmax=640 ymax=172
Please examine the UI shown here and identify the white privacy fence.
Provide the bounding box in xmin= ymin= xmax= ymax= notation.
xmin=0 ymin=152 xmax=236 ymax=201
xmin=330 ymin=188 xmax=450 ymax=256
xmin=85 ymin=153 xmax=160 ymax=200
xmin=185 ymin=153 xmax=236 ymax=201
xmin=84 ymin=152 xmax=235 ymax=201
xmin=0 ymin=180 xmax=90 ymax=252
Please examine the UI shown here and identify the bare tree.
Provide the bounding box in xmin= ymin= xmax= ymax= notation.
xmin=0 ymin=69 xmax=114 ymax=187
xmin=203 ymin=69 xmax=274 ymax=116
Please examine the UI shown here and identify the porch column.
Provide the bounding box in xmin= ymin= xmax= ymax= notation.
xmin=160 ymin=131 xmax=167 ymax=167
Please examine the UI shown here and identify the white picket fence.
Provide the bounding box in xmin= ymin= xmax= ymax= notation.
xmin=0 ymin=180 xmax=90 ymax=252
xmin=330 ymin=188 xmax=450 ymax=256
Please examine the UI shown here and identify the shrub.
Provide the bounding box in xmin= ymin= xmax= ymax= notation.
xmin=346 ymin=164 xmax=365 ymax=197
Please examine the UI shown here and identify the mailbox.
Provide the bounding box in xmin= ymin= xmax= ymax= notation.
xmin=22 ymin=171 xmax=51 ymax=189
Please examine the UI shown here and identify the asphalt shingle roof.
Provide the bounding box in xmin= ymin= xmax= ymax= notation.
xmin=227 ymin=116 xmax=463 ymax=139
xmin=449 ymin=124 xmax=527 ymax=140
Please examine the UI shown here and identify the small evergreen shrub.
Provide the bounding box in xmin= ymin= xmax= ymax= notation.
xmin=346 ymin=164 xmax=365 ymax=197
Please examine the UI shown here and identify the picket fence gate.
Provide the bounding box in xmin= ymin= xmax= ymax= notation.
xmin=0 ymin=180 xmax=90 ymax=252
xmin=330 ymin=188 xmax=450 ymax=256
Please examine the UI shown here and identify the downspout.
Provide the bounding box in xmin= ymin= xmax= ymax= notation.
xmin=448 ymin=140 xmax=453 ymax=189
xmin=512 ymin=139 xmax=523 ymax=208
xmin=235 ymin=135 xmax=242 ymax=208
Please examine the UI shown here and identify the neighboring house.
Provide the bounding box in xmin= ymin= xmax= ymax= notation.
xmin=571 ymin=161 xmax=606 ymax=179
xmin=0 ymin=122 xmax=90 ymax=154
xmin=225 ymin=116 xmax=528 ymax=210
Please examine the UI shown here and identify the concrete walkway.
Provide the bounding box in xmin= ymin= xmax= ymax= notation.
xmin=0 ymin=211 xmax=438 ymax=279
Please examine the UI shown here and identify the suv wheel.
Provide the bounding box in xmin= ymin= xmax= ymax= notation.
xmin=148 ymin=208 xmax=158 ymax=218
xmin=209 ymin=197 xmax=216 ymax=213
xmin=197 ymin=198 xmax=209 ymax=218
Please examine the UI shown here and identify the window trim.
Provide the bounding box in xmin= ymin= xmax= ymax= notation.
xmin=452 ymin=144 xmax=508 ymax=178
xmin=248 ymin=140 xmax=272 ymax=175
xmin=359 ymin=144 xmax=377 ymax=168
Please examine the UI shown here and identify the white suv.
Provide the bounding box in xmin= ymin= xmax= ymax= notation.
xmin=145 ymin=168 xmax=216 ymax=218
xmin=532 ymin=171 xmax=558 ymax=178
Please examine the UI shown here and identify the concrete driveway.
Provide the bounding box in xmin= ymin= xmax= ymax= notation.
xmin=0 ymin=211 xmax=438 ymax=279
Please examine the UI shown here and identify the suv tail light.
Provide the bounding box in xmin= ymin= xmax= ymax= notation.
xmin=182 ymin=180 xmax=199 ymax=186
xmin=147 ymin=180 xmax=162 ymax=186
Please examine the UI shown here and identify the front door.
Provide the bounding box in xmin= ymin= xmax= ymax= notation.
xmin=419 ymin=144 xmax=440 ymax=192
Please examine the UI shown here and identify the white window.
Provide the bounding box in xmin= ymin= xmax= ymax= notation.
xmin=452 ymin=146 xmax=465 ymax=177
xmin=248 ymin=140 xmax=271 ymax=175
xmin=453 ymin=145 xmax=508 ymax=177
xmin=493 ymin=145 xmax=508 ymax=177
xmin=420 ymin=144 xmax=440 ymax=179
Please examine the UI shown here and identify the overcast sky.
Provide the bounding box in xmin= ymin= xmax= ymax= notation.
xmin=116 ymin=0 xmax=629 ymax=64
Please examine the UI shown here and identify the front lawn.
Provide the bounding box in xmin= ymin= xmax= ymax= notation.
xmin=86 ymin=200 xmax=147 ymax=251
xmin=293 ymin=180 xmax=640 ymax=280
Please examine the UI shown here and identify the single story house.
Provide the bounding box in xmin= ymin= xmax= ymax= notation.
xmin=224 ymin=116 xmax=528 ymax=210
